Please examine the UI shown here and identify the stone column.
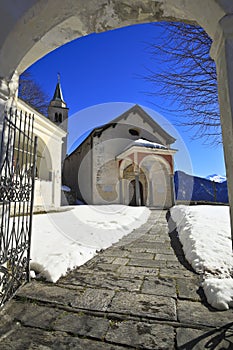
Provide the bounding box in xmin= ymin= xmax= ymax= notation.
xmin=119 ymin=177 xmax=123 ymax=204
xmin=170 ymin=174 xmax=175 ymax=207
xmin=210 ymin=14 xmax=233 ymax=249
xmin=135 ymin=174 xmax=141 ymax=206
xmin=149 ymin=179 xmax=153 ymax=206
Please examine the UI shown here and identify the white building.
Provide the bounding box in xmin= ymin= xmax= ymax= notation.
xmin=63 ymin=105 xmax=177 ymax=208
xmin=16 ymin=80 xmax=68 ymax=212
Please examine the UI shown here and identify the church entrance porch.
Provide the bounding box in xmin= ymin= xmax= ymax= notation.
xmin=117 ymin=141 xmax=176 ymax=208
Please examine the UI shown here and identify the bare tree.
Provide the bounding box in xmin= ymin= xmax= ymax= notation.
xmin=18 ymin=71 xmax=50 ymax=116
xmin=144 ymin=22 xmax=221 ymax=145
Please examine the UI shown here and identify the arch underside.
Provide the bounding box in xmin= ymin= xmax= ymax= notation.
xmin=0 ymin=0 xmax=228 ymax=78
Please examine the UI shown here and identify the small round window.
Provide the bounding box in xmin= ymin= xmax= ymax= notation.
xmin=129 ymin=128 xmax=140 ymax=136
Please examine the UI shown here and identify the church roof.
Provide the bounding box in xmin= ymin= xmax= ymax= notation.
xmin=92 ymin=105 xmax=176 ymax=144
xmin=67 ymin=104 xmax=176 ymax=157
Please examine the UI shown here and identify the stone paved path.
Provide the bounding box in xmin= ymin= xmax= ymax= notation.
xmin=0 ymin=210 xmax=232 ymax=349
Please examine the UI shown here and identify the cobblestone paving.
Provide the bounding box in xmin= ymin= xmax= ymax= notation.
xmin=0 ymin=210 xmax=232 ymax=349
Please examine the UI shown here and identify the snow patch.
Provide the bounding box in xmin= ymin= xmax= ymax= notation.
xmin=202 ymin=278 xmax=233 ymax=310
xmin=31 ymin=205 xmax=150 ymax=282
xmin=134 ymin=138 xmax=167 ymax=149
xmin=206 ymin=174 xmax=227 ymax=183
xmin=170 ymin=205 xmax=233 ymax=310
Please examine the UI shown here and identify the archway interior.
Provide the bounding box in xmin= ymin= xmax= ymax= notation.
xmin=129 ymin=179 xmax=144 ymax=206
xmin=14 ymin=12 xmax=223 ymax=212
xmin=123 ymin=163 xmax=148 ymax=206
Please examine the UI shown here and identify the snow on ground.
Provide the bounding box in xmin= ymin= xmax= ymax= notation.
xmin=31 ymin=205 xmax=150 ymax=282
xmin=31 ymin=203 xmax=233 ymax=310
xmin=170 ymin=205 xmax=233 ymax=310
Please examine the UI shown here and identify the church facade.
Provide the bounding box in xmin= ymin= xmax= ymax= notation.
xmin=63 ymin=105 xmax=177 ymax=208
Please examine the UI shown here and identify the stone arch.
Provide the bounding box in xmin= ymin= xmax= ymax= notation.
xmin=0 ymin=1 xmax=233 ymax=239
xmin=119 ymin=158 xmax=133 ymax=179
xmin=140 ymin=154 xmax=173 ymax=207
xmin=139 ymin=154 xmax=172 ymax=177
xmin=122 ymin=162 xmax=148 ymax=206
xmin=0 ymin=0 xmax=229 ymax=79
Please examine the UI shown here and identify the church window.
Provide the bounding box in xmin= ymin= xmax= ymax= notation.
xmin=59 ymin=113 xmax=62 ymax=122
xmin=55 ymin=113 xmax=58 ymax=122
xmin=129 ymin=128 xmax=140 ymax=136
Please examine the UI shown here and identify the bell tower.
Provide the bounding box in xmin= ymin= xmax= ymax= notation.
xmin=48 ymin=74 xmax=68 ymax=163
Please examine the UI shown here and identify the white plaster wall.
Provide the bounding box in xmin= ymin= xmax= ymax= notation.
xmin=92 ymin=136 xmax=120 ymax=204
xmin=63 ymin=136 xmax=92 ymax=204
xmin=34 ymin=179 xmax=53 ymax=212
xmin=99 ymin=111 xmax=168 ymax=151
xmin=48 ymin=142 xmax=63 ymax=208
xmin=76 ymin=143 xmax=93 ymax=204
xmin=17 ymin=99 xmax=66 ymax=210
xmin=119 ymin=111 xmax=168 ymax=145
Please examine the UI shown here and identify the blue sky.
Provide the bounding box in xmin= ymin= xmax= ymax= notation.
xmin=26 ymin=23 xmax=226 ymax=178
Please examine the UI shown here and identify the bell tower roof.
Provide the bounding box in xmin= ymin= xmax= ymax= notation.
xmin=53 ymin=82 xmax=64 ymax=101
xmin=50 ymin=73 xmax=67 ymax=108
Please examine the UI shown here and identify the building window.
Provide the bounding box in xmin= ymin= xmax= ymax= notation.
xmin=55 ymin=113 xmax=58 ymax=122
xmin=59 ymin=113 xmax=62 ymax=122
xmin=129 ymin=128 xmax=140 ymax=136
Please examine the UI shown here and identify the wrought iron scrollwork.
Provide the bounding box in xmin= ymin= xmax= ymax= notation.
xmin=0 ymin=108 xmax=37 ymax=307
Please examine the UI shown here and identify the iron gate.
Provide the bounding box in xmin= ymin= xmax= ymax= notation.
xmin=0 ymin=108 xmax=37 ymax=306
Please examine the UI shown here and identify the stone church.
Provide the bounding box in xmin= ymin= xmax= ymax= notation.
xmin=63 ymin=105 xmax=177 ymax=208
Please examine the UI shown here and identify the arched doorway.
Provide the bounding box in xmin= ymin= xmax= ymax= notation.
xmin=122 ymin=163 xmax=148 ymax=206
xmin=140 ymin=154 xmax=173 ymax=208
xmin=129 ymin=179 xmax=144 ymax=206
